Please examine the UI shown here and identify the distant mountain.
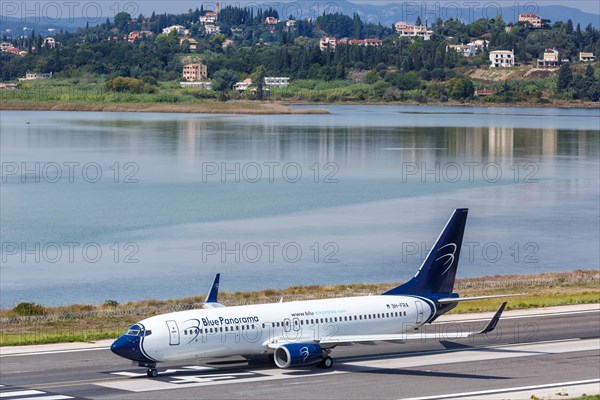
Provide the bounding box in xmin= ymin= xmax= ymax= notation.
xmin=1 ymin=1 xmax=597 ymax=38
xmin=333 ymin=1 xmax=599 ymax=28
xmin=1 ymin=16 xmax=92 ymax=37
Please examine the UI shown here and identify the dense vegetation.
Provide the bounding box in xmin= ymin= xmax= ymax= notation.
xmin=1 ymin=6 xmax=599 ymax=103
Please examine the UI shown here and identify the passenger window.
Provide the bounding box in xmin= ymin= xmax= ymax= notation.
xmin=184 ymin=330 xmax=187 ymax=335
xmin=359 ymin=315 xmax=362 ymax=320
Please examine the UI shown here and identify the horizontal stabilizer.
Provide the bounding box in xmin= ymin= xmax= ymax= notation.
xmin=437 ymin=294 xmax=525 ymax=304
xmin=477 ymin=302 xmax=507 ymax=334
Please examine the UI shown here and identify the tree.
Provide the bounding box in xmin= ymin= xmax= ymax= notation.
xmin=212 ymin=69 xmax=240 ymax=91
xmin=447 ymin=77 xmax=474 ymax=99
xmin=114 ymin=12 xmax=131 ymax=32
xmin=253 ymin=65 xmax=266 ymax=100
xmin=557 ymin=63 xmax=573 ymax=91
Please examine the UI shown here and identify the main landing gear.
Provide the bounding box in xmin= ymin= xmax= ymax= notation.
xmin=147 ymin=368 xmax=158 ymax=378
xmin=318 ymin=356 xmax=333 ymax=369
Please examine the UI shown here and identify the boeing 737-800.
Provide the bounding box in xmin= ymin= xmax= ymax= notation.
xmin=111 ymin=208 xmax=516 ymax=377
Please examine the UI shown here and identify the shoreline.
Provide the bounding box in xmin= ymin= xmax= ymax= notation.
xmin=1 ymin=99 xmax=598 ymax=114
xmin=0 ymin=101 xmax=330 ymax=115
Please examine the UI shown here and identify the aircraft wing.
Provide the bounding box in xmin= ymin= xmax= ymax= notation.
xmin=319 ymin=302 xmax=507 ymax=347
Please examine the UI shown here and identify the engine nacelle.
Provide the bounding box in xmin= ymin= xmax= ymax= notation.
xmin=273 ymin=343 xmax=323 ymax=369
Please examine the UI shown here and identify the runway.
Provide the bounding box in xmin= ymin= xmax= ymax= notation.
xmin=1 ymin=305 xmax=599 ymax=400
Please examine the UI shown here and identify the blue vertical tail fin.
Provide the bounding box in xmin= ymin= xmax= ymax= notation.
xmin=203 ymin=273 xmax=225 ymax=308
xmin=383 ymin=208 xmax=468 ymax=296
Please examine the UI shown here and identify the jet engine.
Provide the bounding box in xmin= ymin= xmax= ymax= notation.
xmin=273 ymin=343 xmax=324 ymax=368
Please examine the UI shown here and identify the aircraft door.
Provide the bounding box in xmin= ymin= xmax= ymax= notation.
xmin=415 ymin=301 xmax=424 ymax=324
xmin=166 ymin=320 xmax=180 ymax=345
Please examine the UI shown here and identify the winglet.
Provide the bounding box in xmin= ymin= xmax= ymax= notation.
xmin=477 ymin=302 xmax=507 ymax=334
xmin=203 ymin=273 xmax=225 ymax=309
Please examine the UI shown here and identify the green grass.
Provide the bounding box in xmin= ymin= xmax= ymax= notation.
xmin=1 ymin=270 xmax=598 ymax=346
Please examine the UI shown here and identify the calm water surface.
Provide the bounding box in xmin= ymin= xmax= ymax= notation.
xmin=1 ymin=105 xmax=598 ymax=307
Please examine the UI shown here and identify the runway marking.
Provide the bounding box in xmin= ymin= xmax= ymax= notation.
xmin=0 ymin=390 xmax=45 ymax=398
xmin=1 ymin=348 xmax=109 ymax=358
xmin=342 ymin=337 xmax=583 ymax=362
xmin=94 ymin=338 xmax=600 ymax=393
xmin=0 ymin=387 xmax=74 ymax=400
xmin=436 ymin=308 xmax=600 ymax=324
xmin=399 ymin=378 xmax=600 ymax=400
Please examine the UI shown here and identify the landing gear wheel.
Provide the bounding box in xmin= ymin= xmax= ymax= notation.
xmin=147 ymin=368 xmax=158 ymax=378
xmin=320 ymin=356 xmax=333 ymax=369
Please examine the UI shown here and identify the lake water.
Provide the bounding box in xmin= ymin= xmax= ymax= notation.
xmin=1 ymin=105 xmax=599 ymax=307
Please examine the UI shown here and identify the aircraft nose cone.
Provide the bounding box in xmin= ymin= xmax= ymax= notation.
xmin=111 ymin=335 xmax=142 ymax=361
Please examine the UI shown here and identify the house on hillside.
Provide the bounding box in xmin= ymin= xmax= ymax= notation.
xmin=519 ymin=13 xmax=542 ymax=28
xmin=19 ymin=71 xmax=53 ymax=81
xmin=338 ymin=38 xmax=383 ymax=47
xmin=44 ymin=37 xmax=57 ymax=48
xmin=234 ymin=78 xmax=253 ymax=93
xmin=537 ymin=48 xmax=559 ymax=68
xmin=182 ymin=63 xmax=208 ymax=81
xmin=200 ymin=12 xmax=217 ymax=24
xmin=580 ymin=52 xmax=595 ymax=62
xmin=204 ymin=25 xmax=221 ymax=35
xmin=320 ymin=37 xmax=337 ymax=51
xmin=396 ymin=22 xmax=433 ymax=41
xmin=162 ymin=25 xmax=186 ymax=35
xmin=490 ymin=50 xmax=514 ymax=68
xmin=264 ymin=77 xmax=289 ymax=88
xmin=180 ymin=38 xmax=198 ymax=51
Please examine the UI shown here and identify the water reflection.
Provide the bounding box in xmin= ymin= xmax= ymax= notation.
xmin=0 ymin=108 xmax=598 ymax=306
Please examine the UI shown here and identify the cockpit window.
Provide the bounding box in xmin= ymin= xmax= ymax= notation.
xmin=145 ymin=330 xmax=152 ymax=336
xmin=125 ymin=324 xmax=144 ymax=336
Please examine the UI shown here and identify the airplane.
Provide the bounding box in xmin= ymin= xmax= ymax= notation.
xmin=111 ymin=208 xmax=518 ymax=378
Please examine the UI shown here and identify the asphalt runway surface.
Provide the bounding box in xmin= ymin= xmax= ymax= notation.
xmin=1 ymin=307 xmax=599 ymax=400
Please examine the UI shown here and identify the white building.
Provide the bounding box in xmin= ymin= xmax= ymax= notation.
xmin=200 ymin=12 xmax=217 ymax=24
xmin=162 ymin=25 xmax=186 ymax=35
xmin=396 ymin=22 xmax=433 ymax=41
xmin=320 ymin=37 xmax=337 ymax=51
xmin=19 ymin=71 xmax=53 ymax=81
xmin=233 ymin=78 xmax=253 ymax=92
xmin=519 ymin=13 xmax=542 ymax=28
xmin=448 ymin=40 xmax=488 ymax=57
xmin=204 ymin=25 xmax=221 ymax=35
xmin=43 ymin=37 xmax=56 ymax=48
xmin=264 ymin=77 xmax=289 ymax=88
xmin=180 ymin=81 xmax=212 ymax=89
xmin=580 ymin=52 xmax=595 ymax=62
xmin=489 ymin=50 xmax=514 ymax=68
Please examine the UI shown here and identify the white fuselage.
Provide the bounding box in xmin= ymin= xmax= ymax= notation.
xmin=137 ymin=295 xmax=435 ymax=362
